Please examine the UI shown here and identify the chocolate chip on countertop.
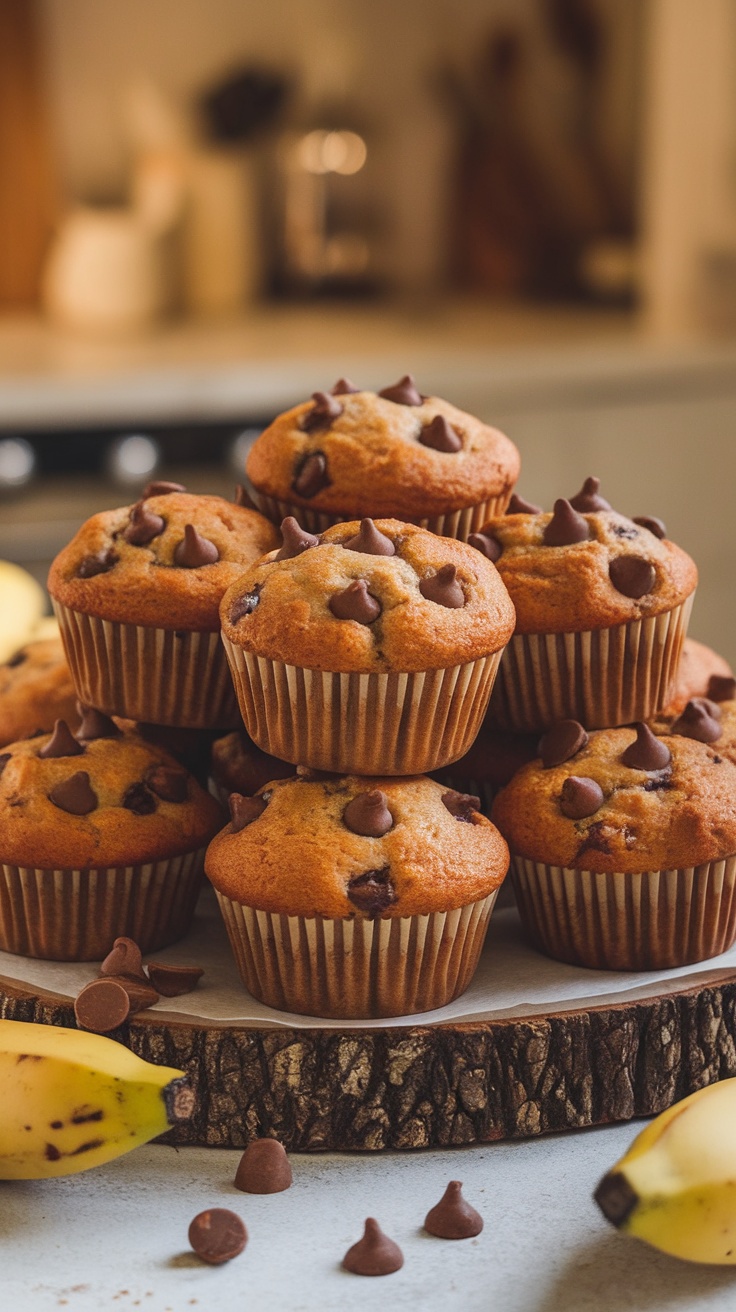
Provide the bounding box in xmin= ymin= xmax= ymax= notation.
xmin=559 ymin=776 xmax=604 ymax=819
xmin=99 ymin=936 xmax=148 ymax=982
xmin=707 ymin=674 xmax=736 ymax=703
xmin=506 ymin=493 xmax=543 ymax=515
xmin=569 ymin=476 xmax=611 ymax=513
xmin=331 ymin=377 xmax=360 ymax=395
xmin=145 ymin=764 xmax=189 ymax=802
xmin=173 ymin=524 xmax=219 ymax=568
xmin=419 ymin=415 xmax=462 ymax=452
xmin=343 ymin=518 xmax=396 ymax=556
xmin=543 ymin=499 xmax=591 ymax=546
xmin=671 ymin=698 xmax=722 ymax=743
xmin=188 ymin=1209 xmax=247 ymax=1265
xmin=233 ymin=484 xmax=258 ymax=511
xmin=146 ymin=962 xmax=204 ymax=996
xmin=234 ymin=1139 xmax=293 ymax=1194
xmin=378 ymin=374 xmax=423 ymax=406
xmin=621 ymin=723 xmax=672 ymax=771
xmin=342 ymin=1219 xmax=404 ymax=1276
xmin=229 ymin=792 xmax=267 ymax=831
xmin=609 ymin=555 xmax=656 ymax=599
xmin=142 ymin=480 xmax=186 ymax=497
xmin=539 ymin=720 xmax=588 ymax=769
xmin=301 ymin=391 xmax=343 ymax=432
xmin=633 ymin=515 xmax=667 ymax=540
xmin=77 ymin=549 xmax=118 ymax=578
xmin=292 ymin=451 xmax=330 ymax=499
xmin=104 ymin=974 xmax=160 ymax=1015
xmin=76 ymin=706 xmax=121 ymax=741
xmin=424 ymin=1181 xmax=484 ymax=1240
xmin=419 ymin=564 xmax=465 ymax=607
xmin=442 ymin=789 xmax=480 ymax=821
xmin=39 ymin=719 xmax=84 ymax=758
xmin=123 ymin=502 xmax=165 ymax=546
xmin=74 ymin=979 xmax=130 ymax=1033
xmin=230 ymin=585 xmax=261 ymax=623
xmin=121 ymin=782 xmax=157 ymax=815
xmin=275 ymin=516 xmax=320 ymax=560
xmin=343 ymin=790 xmax=394 ymax=837
xmin=329 ymin=579 xmax=382 ymax=623
xmin=48 ymin=771 xmax=98 ymax=815
xmin=347 ymin=867 xmax=397 ymax=917
xmin=468 ymin=531 xmax=501 ymax=562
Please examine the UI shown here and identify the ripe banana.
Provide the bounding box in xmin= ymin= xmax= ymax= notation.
xmin=595 ymin=1078 xmax=736 ymax=1264
xmin=0 ymin=1019 xmax=194 ymax=1179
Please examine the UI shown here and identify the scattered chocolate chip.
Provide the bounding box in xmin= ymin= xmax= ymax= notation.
xmin=378 ymin=375 xmax=423 ymax=406
xmin=5 ymin=648 xmax=27 ymax=668
xmin=569 ymin=476 xmax=611 ymax=512
xmin=48 ymin=771 xmax=97 ymax=815
xmin=633 ymin=515 xmax=666 ymax=540
xmin=0 ymin=754 xmax=10 ymax=777
xmin=292 ymin=451 xmax=329 ymax=499
xmin=107 ymin=974 xmax=160 ymax=1014
xmin=146 ymin=962 xmax=204 ymax=996
xmin=560 ymin=776 xmax=604 ymax=819
xmin=609 ymin=555 xmax=656 ymax=599
xmin=621 ymin=723 xmax=672 ymax=770
xmin=671 ymin=698 xmax=722 ymax=743
xmin=77 ymin=549 xmax=117 ymax=578
xmin=39 ymin=719 xmax=84 ymax=759
xmin=342 ymin=1218 xmax=404 ymax=1276
xmin=347 ymin=867 xmax=396 ymax=917
xmin=468 ymin=531 xmax=501 ymax=562
xmin=343 ymin=790 xmax=394 ymax=837
xmin=145 ymin=764 xmax=188 ymax=802
xmin=188 ymin=1209 xmax=247 ymax=1265
xmin=233 ymin=484 xmax=258 ymax=510
xmin=99 ymin=937 xmax=148 ymax=982
xmin=301 ymin=391 xmax=343 ymax=431
xmin=229 ymin=792 xmax=267 ymax=831
xmin=343 ymin=518 xmax=396 ymax=556
xmin=419 ymin=564 xmax=465 ymax=607
xmin=329 ymin=579 xmax=382 ymax=623
xmin=230 ymin=585 xmax=261 ymax=622
xmin=707 ymin=674 xmax=736 ymax=703
xmin=441 ymin=790 xmax=480 ymax=821
xmin=76 ymin=706 xmax=121 ymax=741
xmin=142 ymin=480 xmax=186 ymax=497
xmin=123 ymin=501 xmax=165 ymax=546
xmin=75 ymin=979 xmax=130 ymax=1033
xmin=419 ymin=415 xmax=462 ymax=452
xmin=173 ymin=524 xmax=219 ymax=568
xmin=543 ymin=499 xmax=591 ymax=546
xmin=234 ymin=1140 xmax=293 ymax=1194
xmin=275 ymin=516 xmax=320 ymax=560
xmin=506 ymin=493 xmax=543 ymax=514
xmin=539 ymin=719 xmax=588 ymax=769
xmin=121 ymin=782 xmax=157 ymax=815
xmin=331 ymin=377 xmax=360 ymax=395
xmin=424 ymin=1181 xmax=484 ymax=1240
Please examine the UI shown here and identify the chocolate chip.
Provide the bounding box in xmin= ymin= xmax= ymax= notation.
xmin=707 ymin=674 xmax=736 ymax=703
xmin=347 ymin=867 xmax=396 ymax=917
xmin=229 ymin=792 xmax=267 ymax=831
xmin=48 ymin=772 xmax=98 ymax=815
xmin=234 ymin=1140 xmax=293 ymax=1194
xmin=74 ymin=979 xmax=130 ymax=1033
xmin=233 ymin=484 xmax=258 ymax=510
xmin=559 ymin=776 xmax=604 ymax=819
xmin=99 ymin=936 xmax=148 ymax=983
xmin=188 ymin=1209 xmax=247 ymax=1265
xmin=621 ymin=723 xmax=672 ymax=770
xmin=301 ymin=391 xmax=343 ymax=431
xmin=109 ymin=974 xmax=160 ymax=1014
xmin=424 ymin=1181 xmax=484 ymax=1240
xmin=342 ymin=1218 xmax=404 ymax=1276
xmin=378 ymin=375 xmax=423 ymax=406
xmin=275 ymin=516 xmax=320 ymax=560
xmin=0 ymin=753 xmax=10 ymax=777
xmin=76 ymin=706 xmax=121 ymax=741
xmin=39 ymin=719 xmax=84 ymax=758
xmin=173 ymin=524 xmax=219 ymax=568
xmin=121 ymin=782 xmax=157 ymax=815
xmin=329 ymin=579 xmax=382 ymax=623
xmin=633 ymin=515 xmax=666 ymax=540
xmin=543 ymin=499 xmax=591 ymax=546
xmin=331 ymin=377 xmax=360 ymax=395
xmin=468 ymin=531 xmax=501 ymax=562
xmin=671 ymin=698 xmax=722 ymax=743
xmin=123 ymin=502 xmax=165 ymax=546
xmin=506 ymin=493 xmax=542 ymax=514
xmin=538 ymin=719 xmax=588 ymax=769
xmin=419 ymin=415 xmax=462 ymax=452
xmin=609 ymin=556 xmax=656 ymax=598
xmin=292 ymin=451 xmax=329 ymax=499
xmin=5 ymin=649 xmax=27 ymax=668
xmin=230 ymin=585 xmax=261 ymax=623
xmin=142 ymin=480 xmax=186 ymax=497
xmin=146 ymin=962 xmax=204 ymax=996
xmin=419 ymin=564 xmax=465 ymax=607
xmin=77 ymin=549 xmax=117 ymax=578
xmin=343 ymin=518 xmax=396 ymax=556
xmin=343 ymin=790 xmax=394 ymax=837
xmin=145 ymin=764 xmax=189 ymax=802
xmin=442 ymin=790 xmax=480 ymax=821
xmin=569 ymin=476 xmax=611 ymax=512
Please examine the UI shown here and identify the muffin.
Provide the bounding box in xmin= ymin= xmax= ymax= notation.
xmin=432 ymin=722 xmax=538 ymax=816
xmin=245 ymin=375 xmax=520 ymax=541
xmin=661 ymin=637 xmax=732 ymax=714
xmin=47 ymin=484 xmax=280 ymax=729
xmin=205 ymin=772 xmax=509 ymax=1018
xmin=478 ymin=478 xmax=697 ymax=731
xmin=220 ymin=516 xmax=516 ymax=774
xmin=209 ymin=730 xmax=295 ymax=806
xmin=0 ymin=712 xmax=224 ymax=960
xmin=0 ymin=636 xmax=80 ymax=745
xmin=492 ymin=719 xmax=736 ymax=970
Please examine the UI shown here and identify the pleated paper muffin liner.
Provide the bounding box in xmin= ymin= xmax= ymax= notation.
xmin=0 ymin=847 xmax=207 ymax=961
xmin=221 ymin=640 xmax=503 ymax=774
xmin=215 ymin=890 xmax=499 ymax=1019
xmin=53 ymin=601 xmax=241 ymax=729
xmin=248 ymin=490 xmax=512 ymax=543
xmin=487 ymin=594 xmax=694 ymax=733
xmin=511 ymin=852 xmax=736 ymax=971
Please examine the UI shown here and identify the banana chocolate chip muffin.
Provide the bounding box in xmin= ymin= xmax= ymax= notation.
xmin=492 ymin=718 xmax=736 ymax=970
xmin=477 ymin=477 xmax=697 ymax=731
xmin=245 ymin=375 xmax=520 ymax=541
xmin=0 ymin=636 xmax=80 ymax=746
xmin=48 ymin=483 xmax=279 ymax=729
xmin=0 ymin=711 xmax=224 ymax=960
xmin=220 ymin=516 xmax=516 ymax=774
xmin=661 ymin=637 xmax=732 ymax=715
xmin=206 ymin=772 xmax=509 ymax=1018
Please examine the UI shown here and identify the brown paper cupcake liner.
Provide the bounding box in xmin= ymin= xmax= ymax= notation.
xmin=511 ymin=852 xmax=736 ymax=971
xmin=215 ymin=890 xmax=498 ymax=1018
xmin=0 ymin=848 xmax=207 ymax=961
xmin=488 ymin=594 xmax=694 ymax=733
xmin=248 ymin=490 xmax=511 ymax=542
xmin=221 ymin=640 xmax=503 ymax=774
xmin=53 ymin=602 xmax=241 ymax=729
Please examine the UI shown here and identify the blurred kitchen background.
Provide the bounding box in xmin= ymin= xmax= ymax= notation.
xmin=1 ymin=0 xmax=736 ymax=657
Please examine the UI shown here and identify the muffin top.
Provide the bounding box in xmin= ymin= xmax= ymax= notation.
xmin=205 ymin=772 xmax=509 ymax=918
xmin=473 ymin=478 xmax=697 ymax=634
xmin=220 ymin=517 xmax=516 ymax=673
xmin=0 ymin=712 xmax=224 ymax=869
xmin=0 ymin=637 xmax=80 ymax=747
xmin=245 ymin=375 xmax=520 ymax=518
xmin=492 ymin=719 xmax=736 ymax=873
xmin=47 ymin=485 xmax=280 ymax=631
xmin=210 ymin=731 xmax=296 ymax=797
xmin=662 ymin=637 xmax=732 ymax=715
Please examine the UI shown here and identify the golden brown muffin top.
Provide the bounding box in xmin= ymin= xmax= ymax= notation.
xmin=492 ymin=720 xmax=736 ymax=873
xmin=205 ymin=772 xmax=509 ymax=918
xmin=0 ymin=715 xmax=224 ymax=869
xmin=662 ymin=637 xmax=732 ymax=715
xmin=0 ymin=637 xmax=80 ymax=746
xmin=47 ymin=489 xmax=280 ymax=631
xmin=475 ymin=479 xmax=696 ymax=635
xmin=210 ymin=731 xmax=295 ymax=797
xmin=245 ymin=377 xmax=520 ymax=518
xmin=220 ymin=518 xmax=516 ymax=673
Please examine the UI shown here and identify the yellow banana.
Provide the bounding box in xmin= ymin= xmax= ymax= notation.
xmin=0 ymin=1019 xmax=194 ymax=1179
xmin=595 ymin=1078 xmax=736 ymax=1263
